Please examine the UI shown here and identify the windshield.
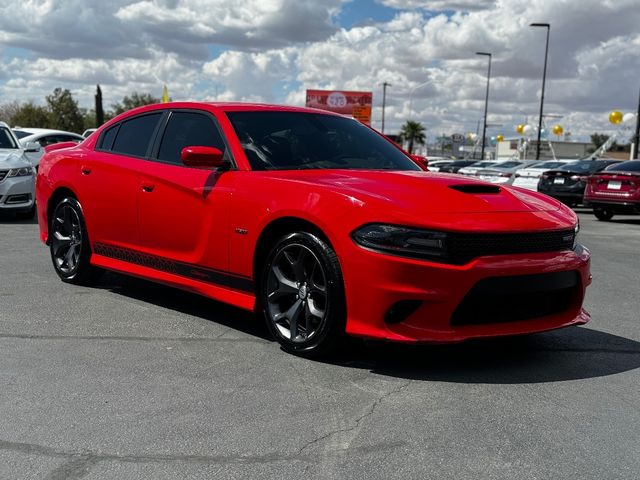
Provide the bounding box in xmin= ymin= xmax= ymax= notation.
xmin=468 ymin=161 xmax=494 ymax=168
xmin=0 ymin=127 xmax=19 ymax=149
xmin=226 ymin=111 xmax=421 ymax=171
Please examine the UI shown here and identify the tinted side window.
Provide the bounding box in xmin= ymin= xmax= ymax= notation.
xmin=99 ymin=125 xmax=119 ymax=151
xmin=57 ymin=134 xmax=81 ymax=143
xmin=157 ymin=112 xmax=226 ymax=164
xmin=111 ymin=113 xmax=162 ymax=157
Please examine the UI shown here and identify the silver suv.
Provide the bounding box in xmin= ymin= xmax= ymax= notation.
xmin=0 ymin=122 xmax=36 ymax=219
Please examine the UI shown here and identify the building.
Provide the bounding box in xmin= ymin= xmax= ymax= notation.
xmin=496 ymin=138 xmax=593 ymax=160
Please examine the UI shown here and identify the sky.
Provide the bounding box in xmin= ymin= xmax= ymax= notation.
xmin=0 ymin=0 xmax=639 ymax=141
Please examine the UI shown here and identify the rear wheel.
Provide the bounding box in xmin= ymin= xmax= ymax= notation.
xmin=49 ymin=197 xmax=102 ymax=285
xmin=593 ymin=208 xmax=614 ymax=221
xmin=260 ymin=232 xmax=346 ymax=357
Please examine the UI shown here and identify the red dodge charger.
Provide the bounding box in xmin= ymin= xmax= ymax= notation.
xmin=36 ymin=102 xmax=591 ymax=356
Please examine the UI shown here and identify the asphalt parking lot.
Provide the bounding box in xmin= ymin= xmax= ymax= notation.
xmin=0 ymin=210 xmax=639 ymax=480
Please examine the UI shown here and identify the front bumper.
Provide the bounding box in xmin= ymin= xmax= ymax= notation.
xmin=0 ymin=174 xmax=35 ymax=212
xmin=342 ymin=241 xmax=591 ymax=343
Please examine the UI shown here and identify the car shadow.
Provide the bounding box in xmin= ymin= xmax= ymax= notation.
xmin=0 ymin=212 xmax=38 ymax=224
xmin=330 ymin=328 xmax=640 ymax=384
xmin=610 ymin=218 xmax=640 ymax=225
xmin=95 ymin=271 xmax=271 ymax=341
xmin=94 ymin=272 xmax=640 ymax=384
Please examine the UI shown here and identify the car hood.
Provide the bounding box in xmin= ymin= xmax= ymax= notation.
xmin=0 ymin=149 xmax=30 ymax=168
xmin=262 ymin=170 xmax=560 ymax=214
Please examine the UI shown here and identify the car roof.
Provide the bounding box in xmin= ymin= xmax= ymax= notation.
xmin=13 ymin=128 xmax=83 ymax=136
xmin=121 ymin=101 xmax=346 ymax=117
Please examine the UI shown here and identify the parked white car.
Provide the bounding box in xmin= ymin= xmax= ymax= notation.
xmin=427 ymin=159 xmax=456 ymax=172
xmin=512 ymin=160 xmax=576 ymax=191
xmin=82 ymin=128 xmax=97 ymax=138
xmin=12 ymin=128 xmax=84 ymax=169
xmin=474 ymin=161 xmax=537 ymax=184
xmin=457 ymin=160 xmax=501 ymax=176
xmin=0 ymin=122 xmax=36 ymax=219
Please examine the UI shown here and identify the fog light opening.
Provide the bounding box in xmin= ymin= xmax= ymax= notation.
xmin=384 ymin=300 xmax=423 ymax=324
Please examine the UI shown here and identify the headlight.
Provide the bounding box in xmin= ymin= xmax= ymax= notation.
xmin=352 ymin=224 xmax=448 ymax=261
xmin=6 ymin=167 xmax=34 ymax=178
xmin=573 ymin=221 xmax=580 ymax=249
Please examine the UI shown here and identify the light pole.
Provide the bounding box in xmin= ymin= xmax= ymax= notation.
xmin=476 ymin=52 xmax=492 ymax=160
xmin=531 ymin=22 xmax=550 ymax=160
xmin=634 ymin=87 xmax=640 ymax=159
xmin=381 ymin=81 xmax=391 ymax=134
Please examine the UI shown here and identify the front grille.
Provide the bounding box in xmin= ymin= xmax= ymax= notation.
xmin=447 ymin=229 xmax=575 ymax=265
xmin=0 ymin=170 xmax=7 ymax=182
xmin=451 ymin=271 xmax=580 ymax=326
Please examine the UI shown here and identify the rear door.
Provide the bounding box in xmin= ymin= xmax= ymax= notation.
xmin=79 ymin=112 xmax=164 ymax=250
xmin=136 ymin=109 xmax=235 ymax=275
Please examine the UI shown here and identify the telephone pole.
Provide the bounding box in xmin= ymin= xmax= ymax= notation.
xmin=381 ymin=82 xmax=391 ymax=134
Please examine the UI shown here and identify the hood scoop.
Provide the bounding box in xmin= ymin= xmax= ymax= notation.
xmin=449 ymin=184 xmax=501 ymax=194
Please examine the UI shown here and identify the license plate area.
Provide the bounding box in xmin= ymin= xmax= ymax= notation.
xmin=607 ymin=180 xmax=622 ymax=190
xmin=554 ymin=177 xmax=565 ymax=184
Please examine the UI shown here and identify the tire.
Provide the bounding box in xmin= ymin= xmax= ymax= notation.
xmin=260 ymin=232 xmax=346 ymax=357
xmin=49 ymin=197 xmax=102 ymax=285
xmin=593 ymin=208 xmax=614 ymax=221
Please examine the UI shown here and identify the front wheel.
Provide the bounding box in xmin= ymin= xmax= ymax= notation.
xmin=49 ymin=197 xmax=102 ymax=285
xmin=260 ymin=232 xmax=346 ymax=357
xmin=593 ymin=208 xmax=614 ymax=221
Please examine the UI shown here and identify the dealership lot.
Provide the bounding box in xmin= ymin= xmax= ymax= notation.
xmin=0 ymin=212 xmax=638 ymax=479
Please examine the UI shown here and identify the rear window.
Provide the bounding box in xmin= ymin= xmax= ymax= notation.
xmin=494 ymin=161 xmax=522 ymax=168
xmin=605 ymin=160 xmax=640 ymax=172
xmin=111 ymin=113 xmax=163 ymax=157
xmin=533 ymin=161 xmax=564 ymax=169
xmin=12 ymin=130 xmax=30 ymax=140
xmin=559 ymin=161 xmax=611 ymax=172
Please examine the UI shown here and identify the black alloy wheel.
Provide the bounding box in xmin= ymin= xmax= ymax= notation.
xmin=261 ymin=232 xmax=346 ymax=357
xmin=49 ymin=197 xmax=101 ymax=284
xmin=593 ymin=208 xmax=614 ymax=221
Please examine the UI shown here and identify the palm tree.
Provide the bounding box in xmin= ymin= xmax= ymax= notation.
xmin=399 ymin=120 xmax=426 ymax=154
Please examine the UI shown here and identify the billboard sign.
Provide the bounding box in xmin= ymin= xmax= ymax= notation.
xmin=305 ymin=90 xmax=373 ymax=125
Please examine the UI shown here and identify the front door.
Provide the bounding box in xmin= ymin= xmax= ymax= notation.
xmin=136 ymin=110 xmax=234 ymax=274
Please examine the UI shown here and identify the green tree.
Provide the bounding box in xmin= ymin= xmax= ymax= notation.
xmin=0 ymin=101 xmax=22 ymax=125
xmin=112 ymin=92 xmax=160 ymax=115
xmin=11 ymin=102 xmax=53 ymax=128
xmin=399 ymin=120 xmax=426 ymax=154
xmin=46 ymin=88 xmax=84 ymax=133
xmin=95 ymin=84 xmax=105 ymax=127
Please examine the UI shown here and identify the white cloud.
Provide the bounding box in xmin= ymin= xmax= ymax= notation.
xmin=377 ymin=0 xmax=495 ymax=11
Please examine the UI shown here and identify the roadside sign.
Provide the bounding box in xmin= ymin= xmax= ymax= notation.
xmin=451 ymin=133 xmax=464 ymax=143
xmin=306 ymin=90 xmax=373 ymax=125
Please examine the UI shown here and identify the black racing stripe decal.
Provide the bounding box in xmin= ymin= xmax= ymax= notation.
xmin=93 ymin=243 xmax=254 ymax=293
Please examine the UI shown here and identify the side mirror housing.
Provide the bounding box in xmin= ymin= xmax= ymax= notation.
xmin=180 ymin=146 xmax=226 ymax=168
xmin=411 ymin=154 xmax=429 ymax=171
xmin=24 ymin=141 xmax=41 ymax=153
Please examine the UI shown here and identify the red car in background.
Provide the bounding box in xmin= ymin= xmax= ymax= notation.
xmin=584 ymin=160 xmax=640 ymax=220
xmin=36 ymin=102 xmax=590 ymax=357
